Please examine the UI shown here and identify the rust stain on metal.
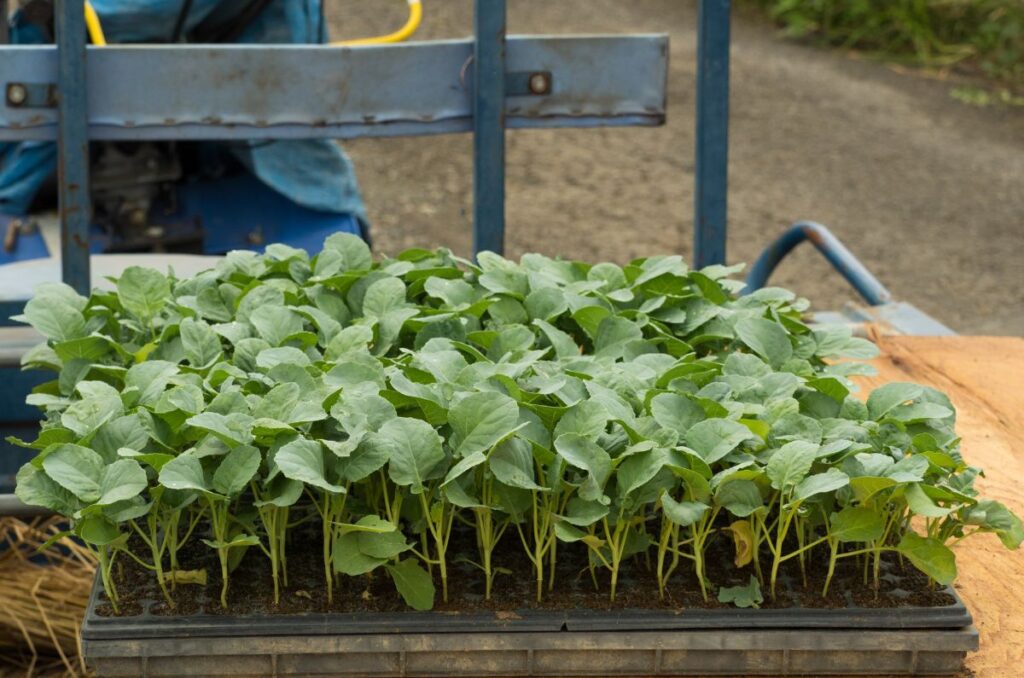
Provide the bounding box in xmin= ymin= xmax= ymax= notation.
xmin=803 ymin=225 xmax=825 ymax=246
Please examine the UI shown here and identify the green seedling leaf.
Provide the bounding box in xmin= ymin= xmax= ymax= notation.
xmin=212 ymin=445 xmax=261 ymax=496
xmin=650 ymin=393 xmax=704 ymax=436
xmin=616 ymin=449 xmax=666 ymax=500
xmin=159 ymin=455 xmax=209 ymax=494
xmin=378 ymin=418 xmax=445 ymax=494
xmin=555 ymin=434 xmax=612 ymax=504
xmin=20 ymin=294 xmax=86 ymax=342
xmin=897 ymin=532 xmax=956 ymax=585
xmin=490 ymin=438 xmax=544 ymax=491
xmin=323 ymin=232 xmax=373 ymax=272
xmin=661 ymin=493 xmax=709 ymax=527
xmin=41 ymin=444 xmax=104 ymax=503
xmin=180 ymin=317 xmax=222 ymax=367
xmin=553 ymin=400 xmax=610 ymax=441
xmin=117 ymin=266 xmax=170 ymax=321
xmin=905 ymin=483 xmax=953 ymax=518
xmin=715 ymin=479 xmax=763 ymax=517
xmin=448 ymin=391 xmax=520 ymax=458
xmin=830 ymin=506 xmax=886 ymax=543
xmin=15 ymin=464 xmax=80 ymax=515
xmin=734 ymin=317 xmax=792 ymax=368
xmin=685 ymin=419 xmax=757 ymax=465
xmin=76 ymin=514 xmax=122 ymax=546
xmin=386 ymin=559 xmax=436 ymax=611
xmin=966 ymin=500 xmax=1024 ymax=549
xmin=766 ymin=441 xmax=818 ymax=493
xmin=276 ymin=437 xmax=346 ymax=493
xmin=866 ymin=382 xmax=923 ymax=420
xmin=717 ymin=575 xmax=763 ymax=608
xmin=793 ymin=468 xmax=849 ymax=502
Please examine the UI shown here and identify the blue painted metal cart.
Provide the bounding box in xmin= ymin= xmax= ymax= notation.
xmin=0 ymin=0 xmax=950 ymax=506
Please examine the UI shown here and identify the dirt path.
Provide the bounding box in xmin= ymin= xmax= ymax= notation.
xmin=330 ymin=1 xmax=1024 ymax=335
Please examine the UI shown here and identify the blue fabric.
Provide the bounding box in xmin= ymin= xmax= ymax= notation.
xmin=0 ymin=0 xmax=365 ymax=225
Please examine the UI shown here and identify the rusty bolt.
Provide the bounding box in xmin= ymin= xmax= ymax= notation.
xmin=528 ymin=72 xmax=551 ymax=95
xmin=7 ymin=83 xmax=28 ymax=106
xmin=247 ymin=230 xmax=264 ymax=246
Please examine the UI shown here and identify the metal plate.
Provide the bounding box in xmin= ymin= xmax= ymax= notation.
xmin=0 ymin=36 xmax=668 ymax=141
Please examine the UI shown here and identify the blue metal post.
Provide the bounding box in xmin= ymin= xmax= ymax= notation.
xmin=472 ymin=0 xmax=506 ymax=255
xmin=693 ymin=0 xmax=730 ymax=268
xmin=56 ymin=0 xmax=92 ymax=295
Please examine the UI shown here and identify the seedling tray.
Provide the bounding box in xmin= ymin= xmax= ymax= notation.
xmin=82 ymin=577 xmax=979 ymax=677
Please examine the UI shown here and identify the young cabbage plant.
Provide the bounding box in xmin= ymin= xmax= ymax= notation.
xmin=332 ymin=515 xmax=436 ymax=610
xmin=275 ymin=435 xmax=349 ymax=602
xmin=158 ymin=442 xmax=262 ymax=607
xmin=763 ymin=440 xmax=850 ymax=598
xmin=12 ymin=242 xmax=1024 ymax=615
xmin=367 ymin=417 xmax=451 ymax=600
xmin=441 ymin=391 xmax=525 ymax=599
xmin=17 ymin=443 xmax=148 ymax=612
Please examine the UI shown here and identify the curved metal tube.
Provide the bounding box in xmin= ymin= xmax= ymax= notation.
xmin=746 ymin=221 xmax=892 ymax=306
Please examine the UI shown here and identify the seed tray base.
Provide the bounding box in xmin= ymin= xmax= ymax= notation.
xmin=82 ymin=578 xmax=978 ymax=676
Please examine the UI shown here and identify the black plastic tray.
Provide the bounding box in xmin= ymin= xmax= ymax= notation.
xmin=81 ymin=575 xmax=974 ymax=642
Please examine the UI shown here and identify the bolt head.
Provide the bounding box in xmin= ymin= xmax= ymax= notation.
xmin=7 ymin=84 xmax=28 ymax=106
xmin=528 ymin=73 xmax=551 ymax=95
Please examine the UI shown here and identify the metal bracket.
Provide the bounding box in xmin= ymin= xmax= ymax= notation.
xmin=5 ymin=82 xmax=57 ymax=108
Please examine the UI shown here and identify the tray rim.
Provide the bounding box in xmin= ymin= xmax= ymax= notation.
xmin=80 ymin=572 xmax=975 ymax=641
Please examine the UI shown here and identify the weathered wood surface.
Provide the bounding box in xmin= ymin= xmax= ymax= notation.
xmin=857 ymin=335 xmax=1024 ymax=678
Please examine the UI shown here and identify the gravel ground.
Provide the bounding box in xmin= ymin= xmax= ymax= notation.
xmin=329 ymin=1 xmax=1024 ymax=335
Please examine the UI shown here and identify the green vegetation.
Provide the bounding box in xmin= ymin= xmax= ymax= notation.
xmin=11 ymin=236 xmax=1022 ymax=612
xmin=754 ymin=0 xmax=1024 ymax=87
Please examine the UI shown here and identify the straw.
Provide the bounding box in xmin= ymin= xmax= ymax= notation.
xmin=0 ymin=516 xmax=97 ymax=677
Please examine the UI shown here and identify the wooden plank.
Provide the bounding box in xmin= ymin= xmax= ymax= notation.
xmin=856 ymin=335 xmax=1024 ymax=678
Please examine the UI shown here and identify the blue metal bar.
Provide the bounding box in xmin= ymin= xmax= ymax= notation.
xmin=55 ymin=0 xmax=91 ymax=295
xmin=746 ymin=221 xmax=893 ymax=306
xmin=472 ymin=0 xmax=507 ymax=255
xmin=693 ymin=0 xmax=731 ymax=268
xmin=0 ymin=38 xmax=668 ymax=141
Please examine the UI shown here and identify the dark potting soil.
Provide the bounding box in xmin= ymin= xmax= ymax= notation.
xmin=94 ymin=519 xmax=955 ymax=618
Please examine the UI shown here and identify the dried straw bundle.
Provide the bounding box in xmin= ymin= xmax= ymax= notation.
xmin=0 ymin=516 xmax=96 ymax=677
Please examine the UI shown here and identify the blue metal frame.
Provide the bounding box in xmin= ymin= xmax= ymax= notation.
xmin=473 ymin=0 xmax=507 ymax=255
xmin=745 ymin=221 xmax=893 ymax=306
xmin=694 ymin=0 xmax=731 ymax=268
xmin=0 ymin=39 xmax=669 ymax=141
xmin=55 ymin=0 xmax=91 ymax=295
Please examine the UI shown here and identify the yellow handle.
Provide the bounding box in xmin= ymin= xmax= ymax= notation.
xmin=333 ymin=0 xmax=422 ymax=46
xmin=84 ymin=1 xmax=107 ymax=46
xmin=84 ymin=1 xmax=423 ymax=49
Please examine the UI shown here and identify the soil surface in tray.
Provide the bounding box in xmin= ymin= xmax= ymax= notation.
xmin=96 ymin=521 xmax=955 ymax=617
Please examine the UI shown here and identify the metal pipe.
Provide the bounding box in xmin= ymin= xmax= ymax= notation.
xmin=472 ymin=0 xmax=506 ymax=256
xmin=56 ymin=0 xmax=92 ymax=296
xmin=745 ymin=221 xmax=893 ymax=306
xmin=693 ymin=0 xmax=731 ymax=268
xmin=0 ymin=493 xmax=51 ymax=517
